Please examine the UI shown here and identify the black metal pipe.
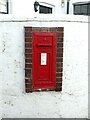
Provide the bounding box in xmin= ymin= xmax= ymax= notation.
xmin=67 ymin=1 xmax=69 ymax=14
xmin=7 ymin=1 xmax=9 ymax=14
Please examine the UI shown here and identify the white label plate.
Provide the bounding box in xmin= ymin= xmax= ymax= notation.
xmin=41 ymin=53 xmax=47 ymax=65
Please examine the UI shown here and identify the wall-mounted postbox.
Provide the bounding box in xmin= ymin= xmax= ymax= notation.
xmin=32 ymin=32 xmax=56 ymax=89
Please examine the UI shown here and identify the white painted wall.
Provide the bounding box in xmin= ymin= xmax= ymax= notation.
xmin=8 ymin=0 xmax=67 ymax=15
xmin=0 ymin=0 xmax=7 ymax=13
xmin=0 ymin=15 xmax=88 ymax=118
xmin=1 ymin=0 xmax=90 ymax=15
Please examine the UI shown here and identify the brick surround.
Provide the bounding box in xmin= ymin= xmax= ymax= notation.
xmin=25 ymin=27 xmax=64 ymax=93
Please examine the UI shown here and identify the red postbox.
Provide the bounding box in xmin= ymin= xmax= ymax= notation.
xmin=32 ymin=32 xmax=56 ymax=89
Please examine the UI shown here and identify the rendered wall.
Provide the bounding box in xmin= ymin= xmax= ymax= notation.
xmin=7 ymin=0 xmax=67 ymax=15
xmin=0 ymin=15 xmax=88 ymax=118
xmin=0 ymin=0 xmax=7 ymax=13
xmin=1 ymin=0 xmax=90 ymax=15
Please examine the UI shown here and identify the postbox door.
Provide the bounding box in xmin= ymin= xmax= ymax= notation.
xmin=32 ymin=32 xmax=56 ymax=89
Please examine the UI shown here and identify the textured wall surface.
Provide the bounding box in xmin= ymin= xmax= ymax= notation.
xmin=7 ymin=0 xmax=67 ymax=15
xmin=0 ymin=15 xmax=88 ymax=118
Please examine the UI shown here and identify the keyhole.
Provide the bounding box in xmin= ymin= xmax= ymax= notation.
xmin=41 ymin=68 xmax=42 ymax=70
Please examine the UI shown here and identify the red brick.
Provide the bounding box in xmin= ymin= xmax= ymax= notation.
xmin=25 ymin=78 xmax=31 ymax=83
xmin=57 ymin=32 xmax=64 ymax=38
xmin=56 ymin=62 xmax=63 ymax=67
xmin=57 ymin=43 xmax=63 ymax=48
xmin=25 ymin=37 xmax=32 ymax=42
xmin=32 ymin=27 xmax=41 ymax=32
xmin=56 ymin=77 xmax=62 ymax=82
xmin=25 ymin=83 xmax=32 ymax=89
xmin=56 ymin=82 xmax=62 ymax=86
xmin=25 ymin=27 xmax=32 ymax=32
xmin=49 ymin=27 xmax=57 ymax=32
xmin=25 ymin=48 xmax=32 ymax=53
xmin=40 ymin=27 xmax=49 ymax=32
xmin=25 ymin=88 xmax=32 ymax=93
xmin=25 ymin=58 xmax=31 ymax=63
xmin=57 ymin=37 xmax=63 ymax=42
xmin=25 ymin=58 xmax=32 ymax=63
xmin=57 ymin=53 xmax=63 ymax=57
xmin=25 ymin=74 xmax=31 ymax=78
xmin=57 ymin=47 xmax=63 ymax=52
xmin=56 ymin=72 xmax=63 ymax=77
xmin=25 ymin=43 xmax=32 ymax=48
xmin=25 ymin=64 xmax=31 ymax=68
xmin=55 ymin=87 xmax=62 ymax=91
xmin=56 ymin=58 xmax=63 ymax=63
xmin=57 ymin=27 xmax=64 ymax=32
xmin=56 ymin=67 xmax=63 ymax=72
xmin=25 ymin=32 xmax=31 ymax=37
xmin=25 ymin=53 xmax=32 ymax=58
xmin=25 ymin=63 xmax=32 ymax=68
